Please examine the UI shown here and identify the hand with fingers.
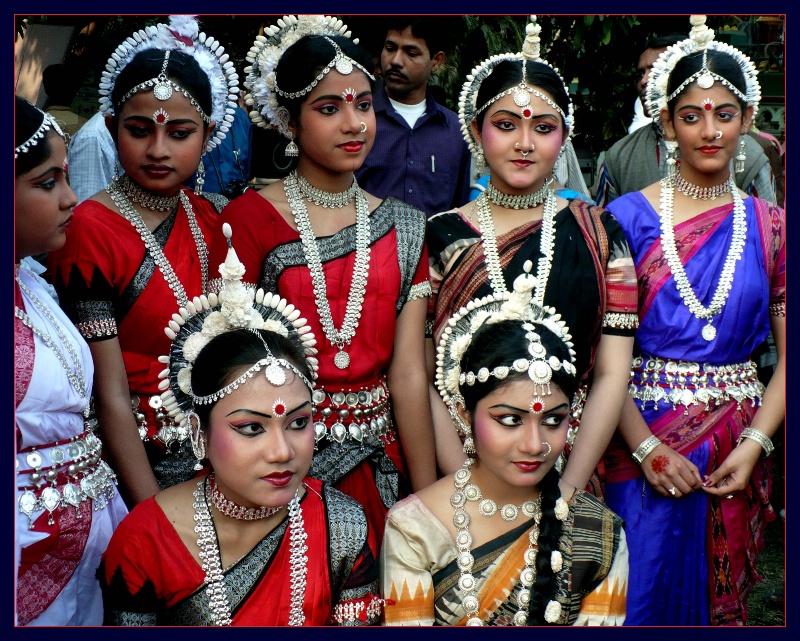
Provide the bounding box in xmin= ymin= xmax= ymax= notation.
xmin=640 ymin=444 xmax=704 ymax=498
xmin=701 ymin=437 xmax=761 ymax=499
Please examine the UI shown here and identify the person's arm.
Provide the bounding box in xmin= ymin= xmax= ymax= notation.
xmin=387 ymin=297 xmax=437 ymax=492
xmin=702 ymin=315 xmax=785 ymax=495
xmin=750 ymin=161 xmax=777 ymax=203
xmin=90 ymin=339 xmax=161 ymax=505
xmin=452 ymin=140 xmax=473 ymax=209
xmin=380 ymin=506 xmax=436 ymax=626
xmin=561 ymin=334 xmax=632 ymax=491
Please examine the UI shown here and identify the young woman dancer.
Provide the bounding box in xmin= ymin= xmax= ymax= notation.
xmin=49 ymin=16 xmax=240 ymax=505
xmin=603 ymin=16 xmax=785 ymax=625
xmin=210 ymin=16 xmax=436 ymax=544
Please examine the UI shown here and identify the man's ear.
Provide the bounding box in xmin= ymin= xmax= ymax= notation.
xmin=431 ymin=51 xmax=445 ymax=73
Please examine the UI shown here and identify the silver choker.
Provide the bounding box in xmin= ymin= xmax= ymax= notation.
xmin=675 ymin=172 xmax=733 ymax=200
xmin=297 ymin=173 xmax=360 ymax=208
xmin=115 ymin=174 xmax=181 ymax=212
xmin=485 ymin=181 xmax=549 ymax=210
xmin=209 ymin=473 xmax=283 ymax=520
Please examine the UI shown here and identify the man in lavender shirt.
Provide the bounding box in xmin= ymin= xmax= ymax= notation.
xmin=356 ymin=17 xmax=471 ymax=218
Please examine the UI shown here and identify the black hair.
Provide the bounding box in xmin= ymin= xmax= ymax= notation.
xmin=15 ymin=96 xmax=60 ymax=176
xmin=474 ymin=60 xmax=570 ymax=131
xmin=643 ymin=33 xmax=684 ymax=51
xmin=382 ymin=16 xmax=455 ymax=57
xmin=110 ymin=48 xmax=213 ymax=130
xmin=526 ymin=466 xmax=562 ymax=625
xmin=190 ymin=328 xmax=313 ymax=428
xmin=666 ymin=49 xmax=748 ymax=115
xmin=275 ymin=34 xmax=376 ymax=122
xmin=459 ymin=319 xmax=579 ymax=414
xmin=42 ymin=63 xmax=80 ymax=107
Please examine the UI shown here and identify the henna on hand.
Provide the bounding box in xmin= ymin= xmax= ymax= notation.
xmin=650 ymin=454 xmax=669 ymax=474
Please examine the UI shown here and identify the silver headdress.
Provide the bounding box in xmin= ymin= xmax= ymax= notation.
xmin=436 ymin=260 xmax=577 ymax=435
xmin=457 ymin=15 xmax=575 ymax=161
xmin=645 ymin=15 xmax=761 ymax=130
xmin=243 ymin=15 xmax=374 ymax=140
xmin=98 ymin=15 xmax=240 ymax=152
xmin=15 ymin=108 xmax=65 ymax=159
xmin=157 ymin=222 xmax=319 ymax=430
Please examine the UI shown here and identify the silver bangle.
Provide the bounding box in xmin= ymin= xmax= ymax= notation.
xmin=737 ymin=427 xmax=774 ymax=458
xmin=631 ymin=435 xmax=662 ymax=465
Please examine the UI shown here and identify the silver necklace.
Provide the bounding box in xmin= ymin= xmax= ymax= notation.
xmin=675 ymin=171 xmax=732 ymax=200
xmin=209 ymin=473 xmax=283 ymax=520
xmin=193 ymin=477 xmax=306 ymax=626
xmin=285 ymin=170 xmax=371 ymax=369
xmin=477 ymin=188 xmax=557 ymax=307
xmin=296 ymin=173 xmax=360 ymax=208
xmin=453 ymin=460 xmax=541 ymax=522
xmin=116 ymin=173 xmax=181 ymax=212
xmin=658 ymin=173 xmax=747 ymax=341
xmin=15 ymin=275 xmax=88 ymax=405
xmin=107 ymin=179 xmax=208 ymax=308
xmin=452 ymin=459 xmax=541 ymax=626
xmin=485 ymin=181 xmax=549 ymax=210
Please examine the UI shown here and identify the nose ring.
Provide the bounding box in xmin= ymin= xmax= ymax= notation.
xmin=715 ymin=130 xmax=723 ymax=139
xmin=515 ymin=141 xmax=534 ymax=155
xmin=359 ymin=122 xmax=367 ymax=134
xmin=541 ymin=442 xmax=552 ymax=458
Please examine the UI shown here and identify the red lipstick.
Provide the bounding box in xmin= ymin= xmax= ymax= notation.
xmin=514 ymin=461 xmax=542 ymax=473
xmin=262 ymin=471 xmax=293 ymax=487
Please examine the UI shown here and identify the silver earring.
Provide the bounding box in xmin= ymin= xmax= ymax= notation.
xmin=284 ymin=131 xmax=299 ymax=158
xmin=665 ymin=140 xmax=679 ymax=179
xmin=194 ymin=159 xmax=205 ymax=196
xmin=188 ymin=411 xmax=206 ymax=471
xmin=735 ymin=138 xmax=746 ymax=174
xmin=476 ymin=148 xmax=485 ymax=172
xmin=359 ymin=121 xmax=367 ymax=134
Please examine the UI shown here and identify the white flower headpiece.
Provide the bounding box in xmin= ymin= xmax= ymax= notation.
xmin=98 ymin=15 xmax=240 ymax=152
xmin=645 ymin=15 xmax=761 ymax=131
xmin=435 ymin=260 xmax=577 ymax=413
xmin=15 ymin=108 xmax=65 ymax=159
xmin=158 ymin=222 xmax=319 ymax=430
xmin=458 ymin=16 xmax=575 ymax=160
xmin=243 ymin=15 xmax=373 ymax=139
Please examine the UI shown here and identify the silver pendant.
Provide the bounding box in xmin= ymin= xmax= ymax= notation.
xmin=702 ymin=323 xmax=717 ymax=341
xmin=334 ymin=350 xmax=350 ymax=369
xmin=153 ymin=77 xmax=173 ymax=101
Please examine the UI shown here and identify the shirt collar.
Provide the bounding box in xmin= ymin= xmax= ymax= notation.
xmin=374 ymin=80 xmax=447 ymax=124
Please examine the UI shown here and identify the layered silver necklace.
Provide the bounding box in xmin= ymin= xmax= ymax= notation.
xmin=485 ymin=180 xmax=549 ymax=210
xmin=675 ymin=171 xmax=732 ymax=200
xmin=658 ymin=173 xmax=746 ymax=341
xmin=193 ymin=477 xmax=307 ymax=626
xmin=15 ymin=273 xmax=88 ymax=413
xmin=296 ymin=173 xmax=360 ymax=208
xmin=209 ymin=473 xmax=282 ymax=520
xmin=477 ymin=186 xmax=557 ymax=307
xmin=116 ymin=173 xmax=181 ymax=211
xmin=107 ymin=178 xmax=208 ymax=308
xmin=452 ymin=459 xmax=543 ymax=626
xmin=285 ymin=170 xmax=371 ymax=370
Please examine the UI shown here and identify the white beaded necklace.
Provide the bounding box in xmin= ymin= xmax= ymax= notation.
xmin=284 ymin=170 xmax=371 ymax=370
xmin=193 ymin=477 xmax=307 ymax=626
xmin=15 ymin=274 xmax=88 ymax=412
xmin=452 ymin=459 xmax=542 ymax=626
xmin=477 ymin=187 xmax=557 ymax=307
xmin=453 ymin=459 xmax=541 ymax=522
xmin=658 ymin=173 xmax=747 ymax=341
xmin=107 ymin=179 xmax=208 ymax=308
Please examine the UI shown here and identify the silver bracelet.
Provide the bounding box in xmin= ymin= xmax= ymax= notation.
xmin=737 ymin=427 xmax=774 ymax=458
xmin=631 ymin=435 xmax=662 ymax=465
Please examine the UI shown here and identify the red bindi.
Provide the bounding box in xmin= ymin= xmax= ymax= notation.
xmin=704 ymin=103 xmax=712 ymax=110
xmin=532 ymin=401 xmax=543 ymax=412
xmin=522 ymin=108 xmax=532 ymax=118
xmin=650 ymin=454 xmax=669 ymax=474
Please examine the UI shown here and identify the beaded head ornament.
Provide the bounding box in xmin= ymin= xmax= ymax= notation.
xmin=157 ymin=222 xmax=319 ymax=433
xmin=98 ymin=15 xmax=240 ymax=152
xmin=243 ymin=15 xmax=375 ymax=140
xmin=645 ymin=15 xmax=761 ymax=133
xmin=436 ymin=260 xmax=577 ymax=435
xmin=15 ymin=107 xmax=66 ymax=159
xmin=458 ymin=15 xmax=575 ymax=162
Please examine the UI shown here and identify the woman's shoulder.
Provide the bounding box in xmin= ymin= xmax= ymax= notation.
xmin=221 ymin=186 xmax=280 ymax=218
xmin=378 ymin=196 xmax=428 ymax=223
xmin=569 ymin=491 xmax=624 ymax=531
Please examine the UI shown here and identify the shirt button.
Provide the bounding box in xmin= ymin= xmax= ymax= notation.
xmin=409 ymin=159 xmax=414 ymax=165
xmin=408 ymin=189 xmax=413 ymax=194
